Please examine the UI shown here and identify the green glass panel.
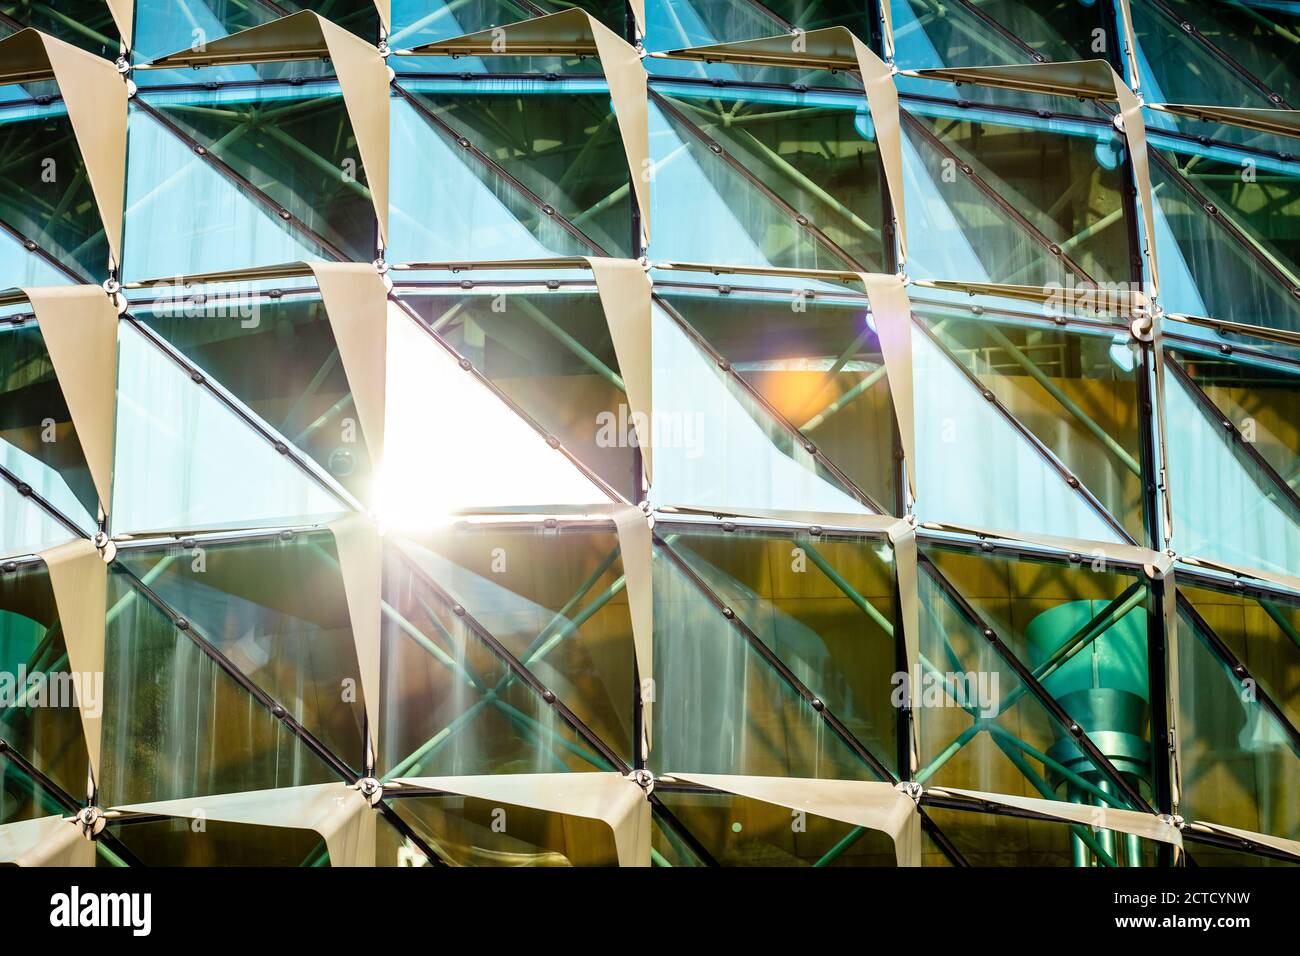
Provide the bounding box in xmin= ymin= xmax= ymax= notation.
xmin=391 ymin=793 xmax=619 ymax=866
xmin=0 ymin=560 xmax=90 ymax=802
xmin=892 ymin=0 xmax=1111 ymax=70
xmin=918 ymin=306 xmax=1145 ymax=540
xmin=399 ymin=524 xmax=637 ymax=764
xmin=379 ymin=546 xmax=613 ymax=778
xmin=135 ymin=292 xmax=375 ymax=502
xmin=0 ymin=317 xmax=98 ymax=532
xmin=113 ymin=531 xmax=368 ymax=770
xmin=649 ymin=541 xmax=877 ymax=779
xmin=657 ymin=286 xmax=898 ymax=511
xmin=1175 ymin=593 xmax=1299 ymax=841
xmin=0 ymin=104 xmax=108 ymax=282
xmin=400 ymin=288 xmax=637 ymax=497
xmin=98 ymin=565 xmax=339 ymax=806
xmin=654 ymin=788 xmax=898 ymax=866
xmin=917 ymin=545 xmax=1152 ymax=813
xmin=0 ymin=752 xmax=66 ymax=826
xmin=668 ymin=525 xmax=899 ymax=774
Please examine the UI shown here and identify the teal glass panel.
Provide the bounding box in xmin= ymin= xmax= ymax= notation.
xmin=0 ymin=228 xmax=75 ymax=288
xmin=668 ymin=524 xmax=900 ymax=775
xmin=110 ymin=323 xmax=347 ymax=535
xmin=0 ymin=2 xmax=121 ymax=58
xmin=99 ymin=565 xmax=340 ymax=806
xmin=391 ymin=0 xmax=625 ymax=48
xmin=649 ymin=542 xmax=877 ymax=779
xmin=0 ymin=752 xmax=66 ymax=826
xmin=132 ymin=0 xmax=378 ymax=63
xmin=648 ymin=301 xmax=873 ymax=515
xmin=404 ymin=83 xmax=634 ymax=258
xmin=379 ymin=545 xmax=614 ymax=778
xmin=114 ymin=530 xmax=368 ymax=770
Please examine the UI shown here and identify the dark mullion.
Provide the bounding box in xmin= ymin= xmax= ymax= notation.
xmin=1175 ymin=592 xmax=1300 ymax=754
xmin=1182 ymin=826 xmax=1300 ymax=866
xmin=130 ymin=97 xmax=351 ymax=262
xmin=650 ymin=90 xmax=873 ymax=272
xmin=392 ymin=83 xmax=610 ymax=257
xmin=901 ymin=111 xmax=1100 ymax=286
xmin=912 ymin=317 xmax=1137 ymax=543
xmin=1166 ymin=355 xmax=1300 ymax=513
xmin=388 ymin=293 xmax=629 ymax=505
xmin=1147 ymin=0 xmax=1291 ymax=108
xmin=655 ymin=534 xmax=898 ymax=783
xmin=653 ymin=292 xmax=891 ymax=515
xmin=919 ymin=808 xmax=969 ymax=866
xmin=395 ymin=547 xmax=631 ymax=775
xmin=372 ymin=801 xmax=449 ymax=868
xmin=648 ymin=798 xmax=723 ymax=867
xmin=114 ymin=561 xmax=360 ymax=783
xmin=918 ymin=550 xmax=1153 ymax=811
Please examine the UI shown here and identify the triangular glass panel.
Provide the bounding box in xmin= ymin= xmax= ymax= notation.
xmin=913 ymin=325 xmax=1126 ymax=541
xmin=0 ymin=478 xmax=76 ymax=561
xmin=113 ymin=529 xmax=369 ymax=771
xmin=1165 ymin=366 xmax=1300 ymax=578
xmin=649 ymin=301 xmax=874 ymax=515
xmin=0 ymin=558 xmax=91 ymax=803
xmin=99 ymin=564 xmax=340 ymax=807
xmin=664 ymin=522 xmax=900 ymax=775
xmin=0 ymin=751 xmax=68 ymax=828
xmin=1174 ymin=589 xmax=1299 ymax=841
xmin=133 ymin=289 xmax=377 ymax=503
xmin=916 ymin=298 xmax=1145 ymax=540
xmin=110 ymin=322 xmax=348 ymax=535
xmin=659 ymin=284 xmax=898 ymax=512
xmin=122 ymin=105 xmax=328 ymax=282
xmin=398 ymin=286 xmax=638 ymax=500
xmin=648 ymin=540 xmax=879 ymax=779
xmin=378 ymin=310 xmax=609 ymax=531
xmin=380 ymin=544 xmax=615 ymax=778
xmin=917 ymin=541 xmax=1154 ymax=813
xmin=398 ymin=523 xmax=637 ymax=764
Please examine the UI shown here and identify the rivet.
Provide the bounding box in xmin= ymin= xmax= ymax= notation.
xmin=542 ymin=690 xmax=556 ymax=703
xmin=458 ymin=357 xmax=472 ymax=370
xmin=176 ymin=617 xmax=190 ymax=630
xmin=721 ymin=607 xmax=735 ymax=619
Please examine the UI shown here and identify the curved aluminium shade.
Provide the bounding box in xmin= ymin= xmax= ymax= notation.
xmin=143 ymin=11 xmax=390 ymax=247
xmin=407 ymin=10 xmax=649 ymax=248
xmin=660 ymin=27 xmax=906 ymax=265
xmin=929 ymin=787 xmax=1183 ymax=847
xmin=38 ymin=537 xmax=108 ymax=791
xmin=905 ymin=59 xmax=1159 ymax=299
xmin=857 ymin=273 xmax=914 ymax=501
xmin=612 ymin=505 xmax=653 ymax=758
xmin=15 ymin=286 xmax=120 ymax=519
xmin=329 ymin=512 xmax=383 ymax=764
xmin=105 ymin=0 xmax=133 ymax=48
xmin=110 ymin=782 xmax=377 ymax=866
xmin=0 ymin=30 xmax=128 ymax=273
xmin=1150 ymin=103 xmax=1300 ymax=140
xmin=394 ymin=772 xmax=651 ymax=866
xmin=668 ymin=772 xmax=921 ymax=866
xmin=0 ymin=814 xmax=94 ymax=866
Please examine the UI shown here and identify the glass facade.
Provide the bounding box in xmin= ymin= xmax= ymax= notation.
xmin=0 ymin=0 xmax=1295 ymax=868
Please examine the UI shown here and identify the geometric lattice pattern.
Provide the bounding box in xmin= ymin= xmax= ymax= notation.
xmin=0 ymin=0 xmax=1297 ymax=867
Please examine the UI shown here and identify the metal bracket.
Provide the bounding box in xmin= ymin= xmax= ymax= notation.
xmin=356 ymin=776 xmax=384 ymax=807
xmin=630 ymin=768 xmax=655 ymax=795
xmin=76 ymin=806 xmax=107 ymax=840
